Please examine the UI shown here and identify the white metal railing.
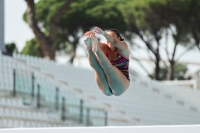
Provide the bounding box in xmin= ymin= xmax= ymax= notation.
xmin=162 ymin=80 xmax=198 ymax=89
xmin=9 ymin=55 xmax=140 ymax=125
xmin=11 ymin=53 xmax=200 ymax=123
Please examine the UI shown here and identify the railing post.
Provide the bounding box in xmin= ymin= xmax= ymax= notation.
xmin=37 ymin=84 xmax=40 ymax=108
xmin=13 ymin=69 xmax=16 ymax=96
xmin=61 ymin=97 xmax=65 ymax=121
xmin=104 ymin=111 xmax=108 ymax=126
xmin=86 ymin=108 xmax=90 ymax=126
xmin=55 ymin=87 xmax=59 ymax=110
xmin=79 ymin=99 xmax=83 ymax=123
xmin=31 ymin=73 xmax=34 ymax=98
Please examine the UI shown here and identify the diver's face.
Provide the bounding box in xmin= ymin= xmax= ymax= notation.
xmin=106 ymin=31 xmax=120 ymax=48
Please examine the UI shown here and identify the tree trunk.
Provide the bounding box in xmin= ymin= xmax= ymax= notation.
xmin=167 ymin=60 xmax=175 ymax=80
xmin=155 ymin=59 xmax=160 ymax=80
xmin=196 ymin=43 xmax=200 ymax=51
xmin=69 ymin=44 xmax=77 ymax=64
xmin=129 ymin=18 xmax=163 ymax=81
xmin=69 ymin=38 xmax=78 ymax=64
xmin=26 ymin=0 xmax=53 ymax=59
xmin=25 ymin=0 xmax=75 ymax=60
xmin=191 ymin=28 xmax=200 ymax=52
xmin=167 ymin=35 xmax=178 ymax=80
xmin=46 ymin=39 xmax=55 ymax=60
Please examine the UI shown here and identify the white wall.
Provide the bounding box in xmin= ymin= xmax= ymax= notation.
xmin=0 ymin=0 xmax=5 ymax=52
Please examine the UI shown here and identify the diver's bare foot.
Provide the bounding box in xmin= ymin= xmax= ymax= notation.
xmin=84 ymin=37 xmax=92 ymax=51
xmin=91 ymin=37 xmax=98 ymax=53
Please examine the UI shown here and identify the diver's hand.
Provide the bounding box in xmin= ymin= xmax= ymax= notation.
xmin=84 ymin=31 xmax=95 ymax=37
xmin=93 ymin=27 xmax=105 ymax=35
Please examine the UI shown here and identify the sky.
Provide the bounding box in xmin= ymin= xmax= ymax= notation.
xmin=4 ymin=0 xmax=200 ymax=77
xmin=5 ymin=0 xmax=35 ymax=51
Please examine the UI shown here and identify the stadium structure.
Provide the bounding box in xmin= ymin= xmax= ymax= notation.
xmin=0 ymin=51 xmax=200 ymax=128
xmin=1 ymin=0 xmax=200 ymax=128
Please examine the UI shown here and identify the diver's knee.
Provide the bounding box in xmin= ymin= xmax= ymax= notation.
xmin=103 ymin=88 xmax=113 ymax=96
xmin=113 ymin=92 xmax=122 ymax=96
xmin=104 ymin=91 xmax=113 ymax=96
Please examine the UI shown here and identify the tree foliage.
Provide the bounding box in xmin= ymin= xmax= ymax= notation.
xmin=24 ymin=0 xmax=75 ymax=60
xmin=5 ymin=42 xmax=18 ymax=53
xmin=22 ymin=0 xmax=199 ymax=80
xmin=149 ymin=63 xmax=192 ymax=80
xmin=118 ymin=0 xmax=198 ymax=80
xmin=21 ymin=38 xmax=43 ymax=57
xmin=23 ymin=0 xmax=127 ymax=63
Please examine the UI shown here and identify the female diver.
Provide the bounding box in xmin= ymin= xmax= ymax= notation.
xmin=84 ymin=27 xmax=130 ymax=96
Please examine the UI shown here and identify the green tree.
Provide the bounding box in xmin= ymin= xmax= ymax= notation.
xmin=21 ymin=38 xmax=43 ymax=57
xmin=119 ymin=0 xmax=168 ymax=80
xmin=24 ymin=0 xmax=75 ymax=60
xmin=149 ymin=63 xmax=192 ymax=80
xmin=21 ymin=37 xmax=73 ymax=57
xmin=23 ymin=0 xmax=198 ymax=81
xmin=119 ymin=0 xmax=197 ymax=80
xmin=148 ymin=0 xmax=198 ymax=80
xmin=23 ymin=0 xmax=127 ymax=63
xmin=163 ymin=0 xmax=200 ymax=51
xmin=5 ymin=42 xmax=18 ymax=53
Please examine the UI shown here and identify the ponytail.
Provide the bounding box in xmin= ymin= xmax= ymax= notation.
xmin=119 ymin=36 xmax=124 ymax=41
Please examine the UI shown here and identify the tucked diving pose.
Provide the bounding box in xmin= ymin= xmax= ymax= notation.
xmin=84 ymin=27 xmax=130 ymax=96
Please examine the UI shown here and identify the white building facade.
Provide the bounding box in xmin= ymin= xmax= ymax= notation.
xmin=0 ymin=0 xmax=5 ymax=52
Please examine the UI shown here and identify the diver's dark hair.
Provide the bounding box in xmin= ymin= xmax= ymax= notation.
xmin=109 ymin=29 xmax=124 ymax=41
